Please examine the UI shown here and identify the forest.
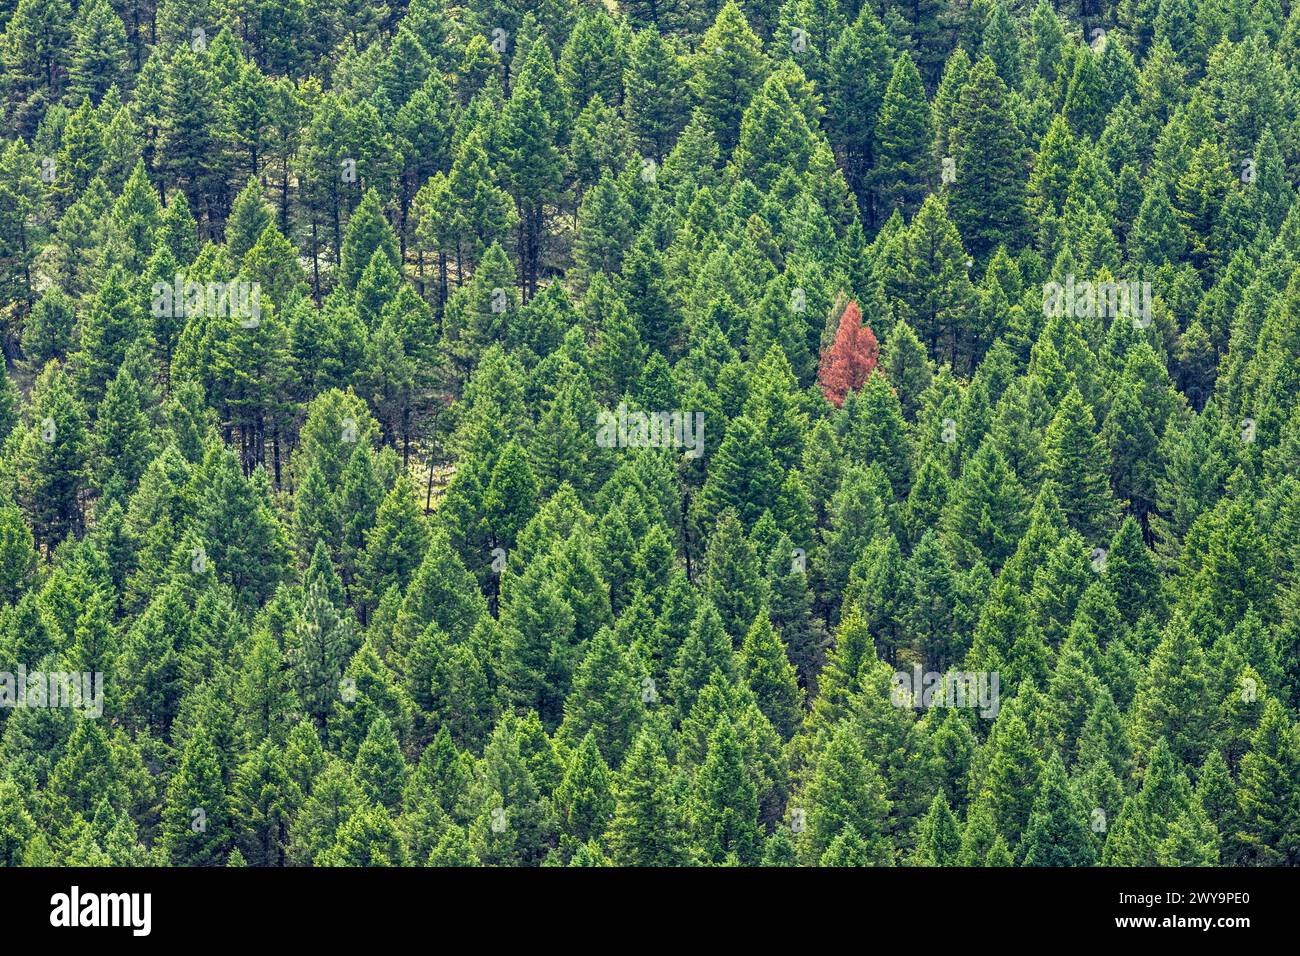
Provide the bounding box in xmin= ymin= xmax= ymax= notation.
xmin=0 ymin=0 xmax=1298 ymax=868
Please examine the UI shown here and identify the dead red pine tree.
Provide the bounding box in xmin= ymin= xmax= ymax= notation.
xmin=817 ymin=300 xmax=880 ymax=408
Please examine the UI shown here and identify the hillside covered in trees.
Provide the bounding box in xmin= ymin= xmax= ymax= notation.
xmin=0 ymin=0 xmax=1298 ymax=868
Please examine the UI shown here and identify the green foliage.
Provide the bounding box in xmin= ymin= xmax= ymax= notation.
xmin=0 ymin=0 xmax=1288 ymax=874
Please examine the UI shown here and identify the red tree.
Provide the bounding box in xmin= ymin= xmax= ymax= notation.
xmin=817 ymin=300 xmax=880 ymax=408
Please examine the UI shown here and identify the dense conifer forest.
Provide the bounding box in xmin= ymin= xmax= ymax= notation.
xmin=0 ymin=0 xmax=1298 ymax=868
